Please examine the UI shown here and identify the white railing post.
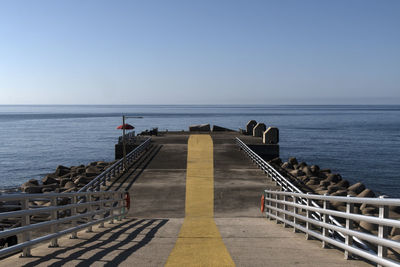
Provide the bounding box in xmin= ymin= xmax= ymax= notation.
xmin=345 ymin=195 xmax=354 ymax=260
xmin=305 ymin=193 xmax=311 ymax=240
xmin=378 ymin=195 xmax=389 ymax=267
xmin=49 ymin=196 xmax=59 ymax=247
xmin=70 ymin=195 xmax=78 ymax=239
xmin=275 ymin=193 xmax=279 ymax=222
xmin=322 ymin=193 xmax=328 ymax=248
xmin=109 ymin=192 xmax=114 ymax=224
xmin=86 ymin=193 xmax=93 ymax=232
xmin=99 ymin=193 xmax=105 ymax=228
xmin=21 ymin=198 xmax=31 ymax=257
xmin=283 ymin=193 xmax=287 ymax=227
xmin=118 ymin=192 xmax=123 ymax=220
xmin=293 ymin=195 xmax=297 ymax=233
xmin=116 ymin=192 xmax=122 ymax=221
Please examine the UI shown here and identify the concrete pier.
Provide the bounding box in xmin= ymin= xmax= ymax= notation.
xmin=0 ymin=132 xmax=370 ymax=266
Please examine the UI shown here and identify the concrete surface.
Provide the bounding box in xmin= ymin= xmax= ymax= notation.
xmin=0 ymin=132 xmax=372 ymax=266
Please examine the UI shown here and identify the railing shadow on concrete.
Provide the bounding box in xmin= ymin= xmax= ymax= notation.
xmin=263 ymin=190 xmax=400 ymax=267
xmin=19 ymin=218 xmax=168 ymax=267
xmin=236 ymin=137 xmax=400 ymax=267
xmin=0 ymin=190 xmax=126 ymax=258
xmin=79 ymin=137 xmax=151 ymax=192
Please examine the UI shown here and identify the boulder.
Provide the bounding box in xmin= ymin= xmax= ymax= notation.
xmin=189 ymin=124 xmax=211 ymax=132
xmin=325 ymin=174 xmax=342 ymax=183
xmin=89 ymin=161 xmax=98 ymax=166
xmin=391 ymin=228 xmax=400 ymax=236
xmin=357 ymin=189 xmax=376 ymax=198
xmin=320 ymin=169 xmax=331 ymax=174
xmin=27 ymin=179 xmax=39 ymax=186
xmin=263 ymin=127 xmax=279 ymax=144
xmin=269 ymin=157 xmax=282 ymax=166
xmin=297 ymin=162 xmax=307 ymax=169
xmin=319 ymin=180 xmax=331 ymax=187
xmin=302 ymin=166 xmax=313 ymax=176
xmin=55 ymin=165 xmax=71 ymax=176
xmin=348 ymin=182 xmax=366 ymax=194
xmin=290 ymin=169 xmax=305 ymax=177
xmin=42 ymin=175 xmax=58 ymax=185
xmin=253 ymin=123 xmax=266 ymax=137
xmin=281 ymin=162 xmax=293 ymax=170
xmin=331 ymin=189 xmax=348 ymax=197
xmin=246 ymin=120 xmax=257 ymax=135
xmin=361 ymin=207 xmax=378 ymax=215
xmin=60 ymin=178 xmax=73 ymax=187
xmin=96 ymin=161 xmax=108 ymax=167
xmin=23 ymin=185 xmax=43 ymax=194
xmin=327 ymin=185 xmax=341 ymax=194
xmin=336 ymin=179 xmax=350 ymax=188
xmin=74 ymin=176 xmax=92 ymax=185
xmin=310 ymin=165 xmax=320 ymax=175
xmin=288 ymin=157 xmax=298 ymax=166
xmin=359 ymin=220 xmax=378 ymax=232
xmin=306 ymin=179 xmax=319 ymax=186
xmin=86 ymin=166 xmax=101 ymax=177
xmin=42 ymin=188 xmax=54 ymax=193
xmin=64 ymin=181 xmax=76 ymax=190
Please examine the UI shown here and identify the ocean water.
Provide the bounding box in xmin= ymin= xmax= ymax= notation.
xmin=0 ymin=105 xmax=399 ymax=197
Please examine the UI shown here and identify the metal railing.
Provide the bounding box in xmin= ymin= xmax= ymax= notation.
xmin=263 ymin=190 xmax=400 ymax=266
xmin=0 ymin=190 xmax=126 ymax=257
xmin=118 ymin=131 xmax=136 ymax=144
xmin=79 ymin=137 xmax=151 ymax=192
xmin=235 ymin=137 xmax=370 ymax=250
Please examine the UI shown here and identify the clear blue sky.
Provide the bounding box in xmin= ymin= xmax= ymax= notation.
xmin=0 ymin=0 xmax=399 ymax=105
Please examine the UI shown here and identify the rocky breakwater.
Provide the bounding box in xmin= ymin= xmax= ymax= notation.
xmin=269 ymin=156 xmax=400 ymax=257
xmin=0 ymin=160 xmax=116 ymax=244
xmin=19 ymin=161 xmax=115 ymax=194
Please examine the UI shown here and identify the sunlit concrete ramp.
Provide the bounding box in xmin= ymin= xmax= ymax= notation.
xmin=0 ymin=132 xmax=370 ymax=266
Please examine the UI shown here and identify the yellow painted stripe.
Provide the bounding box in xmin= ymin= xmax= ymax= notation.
xmin=165 ymin=135 xmax=235 ymax=267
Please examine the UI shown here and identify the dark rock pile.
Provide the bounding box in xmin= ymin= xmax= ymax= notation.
xmin=20 ymin=161 xmax=115 ymax=194
xmin=269 ymin=157 xmax=400 ymax=246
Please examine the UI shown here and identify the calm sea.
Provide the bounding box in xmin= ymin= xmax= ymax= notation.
xmin=0 ymin=105 xmax=399 ymax=197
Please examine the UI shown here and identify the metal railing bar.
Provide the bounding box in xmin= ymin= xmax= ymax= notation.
xmin=0 ymin=198 xmax=117 ymax=220
xmin=0 ymin=209 xmax=122 ymax=257
xmin=0 ymin=201 xmax=122 ymax=239
xmin=265 ymin=204 xmax=400 ymax=250
xmin=79 ymin=137 xmax=151 ymax=192
xmin=0 ymin=191 xmax=119 ymax=202
xmin=269 ymin=198 xmax=400 ymax=229
xmin=267 ymin=212 xmax=400 ymax=267
xmin=264 ymin=190 xmax=400 ymax=206
xmin=236 ymin=137 xmax=368 ymax=249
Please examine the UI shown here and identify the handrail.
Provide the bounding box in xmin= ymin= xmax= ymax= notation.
xmin=79 ymin=137 xmax=151 ymax=192
xmin=235 ymin=137 xmax=370 ymax=250
xmin=0 ymin=137 xmax=151 ymax=257
xmin=264 ymin=190 xmax=400 ymax=266
xmin=0 ymin=190 xmax=126 ymax=257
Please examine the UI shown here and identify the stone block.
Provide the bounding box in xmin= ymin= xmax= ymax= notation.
xmin=253 ymin=123 xmax=266 ymax=137
xmin=263 ymin=127 xmax=279 ymax=144
xmin=189 ymin=124 xmax=210 ymax=132
xmin=212 ymin=125 xmax=234 ymax=132
xmin=246 ymin=120 xmax=257 ymax=135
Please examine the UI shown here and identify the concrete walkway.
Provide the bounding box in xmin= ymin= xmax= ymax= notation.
xmin=0 ymin=133 xmax=372 ymax=266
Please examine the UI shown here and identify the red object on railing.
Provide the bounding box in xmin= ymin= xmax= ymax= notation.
xmin=260 ymin=195 xmax=265 ymax=212
xmin=125 ymin=192 xmax=131 ymax=210
xmin=117 ymin=124 xmax=134 ymax=130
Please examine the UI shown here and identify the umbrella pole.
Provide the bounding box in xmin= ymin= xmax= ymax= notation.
xmin=122 ymin=115 xmax=127 ymax=170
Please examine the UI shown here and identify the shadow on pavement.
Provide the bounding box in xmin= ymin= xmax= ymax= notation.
xmin=21 ymin=218 xmax=168 ymax=267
